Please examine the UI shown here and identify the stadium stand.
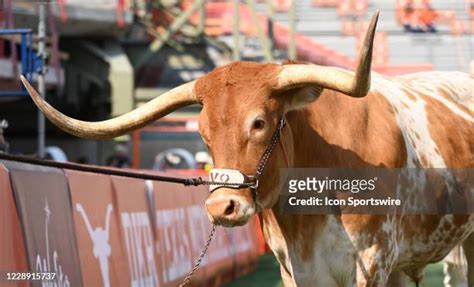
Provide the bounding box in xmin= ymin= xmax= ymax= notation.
xmin=250 ymin=0 xmax=472 ymax=72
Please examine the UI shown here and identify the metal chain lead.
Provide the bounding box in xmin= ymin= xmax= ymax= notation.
xmin=179 ymin=224 xmax=217 ymax=287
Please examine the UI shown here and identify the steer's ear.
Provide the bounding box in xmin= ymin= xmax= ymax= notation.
xmin=279 ymin=60 xmax=323 ymax=111
xmin=281 ymin=85 xmax=323 ymax=112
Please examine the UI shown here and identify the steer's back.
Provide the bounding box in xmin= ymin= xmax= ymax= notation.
xmin=371 ymin=71 xmax=473 ymax=168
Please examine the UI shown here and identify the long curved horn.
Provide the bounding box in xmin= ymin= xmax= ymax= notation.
xmin=21 ymin=76 xmax=198 ymax=139
xmin=276 ymin=11 xmax=379 ymax=97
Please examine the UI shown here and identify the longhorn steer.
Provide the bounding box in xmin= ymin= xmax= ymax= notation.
xmin=21 ymin=12 xmax=473 ymax=287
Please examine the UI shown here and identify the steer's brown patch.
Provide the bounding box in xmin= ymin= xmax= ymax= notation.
xmin=423 ymin=95 xmax=473 ymax=168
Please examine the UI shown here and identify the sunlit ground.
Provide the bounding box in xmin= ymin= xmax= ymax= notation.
xmin=226 ymin=254 xmax=444 ymax=287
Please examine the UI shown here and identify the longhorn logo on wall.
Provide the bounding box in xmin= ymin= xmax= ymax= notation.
xmin=36 ymin=200 xmax=71 ymax=287
xmin=76 ymin=203 xmax=113 ymax=287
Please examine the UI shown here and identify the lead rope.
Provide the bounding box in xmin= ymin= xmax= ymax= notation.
xmin=179 ymin=224 xmax=217 ymax=287
xmin=0 ymin=153 xmax=254 ymax=188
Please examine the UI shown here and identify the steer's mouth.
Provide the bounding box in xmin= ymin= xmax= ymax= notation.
xmin=205 ymin=187 xmax=256 ymax=227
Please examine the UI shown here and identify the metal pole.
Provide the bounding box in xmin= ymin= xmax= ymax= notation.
xmin=233 ymin=0 xmax=240 ymax=61
xmin=246 ymin=0 xmax=273 ymax=62
xmin=266 ymin=0 xmax=274 ymax=53
xmin=37 ymin=4 xmax=46 ymax=158
xmin=288 ymin=0 xmax=296 ymax=60
xmin=198 ymin=0 xmax=206 ymax=36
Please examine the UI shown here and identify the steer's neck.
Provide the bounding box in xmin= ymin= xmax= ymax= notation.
xmin=286 ymin=109 xmax=369 ymax=168
xmin=286 ymin=89 xmax=405 ymax=168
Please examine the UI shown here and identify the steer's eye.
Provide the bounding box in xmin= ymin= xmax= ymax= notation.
xmin=252 ymin=119 xmax=265 ymax=130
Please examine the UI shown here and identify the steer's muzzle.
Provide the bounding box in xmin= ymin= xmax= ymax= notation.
xmin=205 ymin=187 xmax=256 ymax=227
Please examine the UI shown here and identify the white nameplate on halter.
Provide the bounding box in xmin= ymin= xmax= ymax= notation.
xmin=209 ymin=168 xmax=246 ymax=192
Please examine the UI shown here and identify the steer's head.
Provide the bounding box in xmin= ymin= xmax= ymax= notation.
xmin=22 ymin=12 xmax=378 ymax=227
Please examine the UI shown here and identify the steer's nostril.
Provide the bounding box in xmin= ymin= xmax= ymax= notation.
xmin=224 ymin=200 xmax=235 ymax=216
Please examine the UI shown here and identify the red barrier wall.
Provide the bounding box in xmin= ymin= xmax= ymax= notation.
xmin=4 ymin=161 xmax=83 ymax=286
xmin=0 ymin=161 xmax=264 ymax=287
xmin=0 ymin=163 xmax=29 ymax=287
xmin=152 ymin=181 xmax=207 ymax=287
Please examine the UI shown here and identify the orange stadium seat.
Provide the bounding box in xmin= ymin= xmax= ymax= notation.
xmin=396 ymin=0 xmax=409 ymax=23
xmin=205 ymin=18 xmax=225 ymax=36
xmin=341 ymin=20 xmax=355 ymax=36
xmin=436 ymin=10 xmax=466 ymax=34
xmin=436 ymin=10 xmax=456 ymax=22
xmin=449 ymin=18 xmax=465 ymax=34
xmin=274 ymin=0 xmax=290 ymax=12
xmin=397 ymin=0 xmax=466 ymax=34
xmin=396 ymin=0 xmax=432 ymax=23
xmin=312 ymin=0 xmax=339 ymax=8
xmin=337 ymin=0 xmax=368 ymax=17
xmin=341 ymin=20 xmax=370 ymax=36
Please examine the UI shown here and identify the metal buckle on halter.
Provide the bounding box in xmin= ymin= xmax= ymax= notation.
xmin=280 ymin=117 xmax=287 ymax=129
xmin=247 ymin=176 xmax=259 ymax=190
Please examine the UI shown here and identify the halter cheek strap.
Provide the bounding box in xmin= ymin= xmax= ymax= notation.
xmin=279 ymin=132 xmax=290 ymax=168
xmin=208 ymin=117 xmax=288 ymax=199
